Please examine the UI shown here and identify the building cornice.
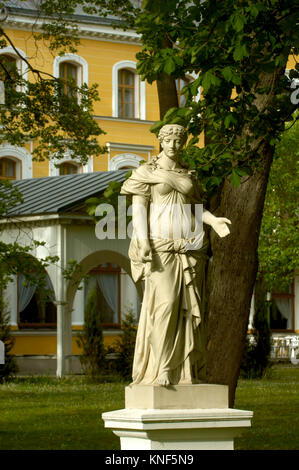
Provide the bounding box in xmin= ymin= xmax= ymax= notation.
xmin=106 ymin=142 xmax=154 ymax=153
xmin=94 ymin=115 xmax=155 ymax=125
xmin=0 ymin=214 xmax=94 ymax=227
xmin=4 ymin=11 xmax=141 ymax=45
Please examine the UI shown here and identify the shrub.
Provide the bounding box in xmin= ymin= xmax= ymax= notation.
xmin=113 ymin=310 xmax=137 ymax=381
xmin=76 ymin=288 xmax=106 ymax=377
xmin=0 ymin=304 xmax=18 ymax=383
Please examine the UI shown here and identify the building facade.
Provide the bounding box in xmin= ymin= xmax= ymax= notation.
xmin=1 ymin=4 xmax=298 ymax=374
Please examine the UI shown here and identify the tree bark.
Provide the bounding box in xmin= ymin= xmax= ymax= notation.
xmin=205 ymin=142 xmax=274 ymax=407
xmin=155 ymin=61 xmax=287 ymax=408
xmin=157 ymin=73 xmax=178 ymax=120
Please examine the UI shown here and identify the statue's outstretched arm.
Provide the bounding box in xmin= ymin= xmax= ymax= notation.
xmin=202 ymin=210 xmax=231 ymax=238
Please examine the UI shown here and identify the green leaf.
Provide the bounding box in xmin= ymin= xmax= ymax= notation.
xmin=233 ymin=43 xmax=249 ymax=61
xmin=201 ymin=70 xmax=220 ymax=91
xmin=164 ymin=57 xmax=176 ymax=75
xmin=232 ymin=12 xmax=247 ymax=33
xmin=230 ymin=168 xmax=241 ymax=187
xmin=85 ymin=197 xmax=101 ymax=206
xmin=201 ymin=70 xmax=213 ymax=91
xmin=222 ymin=66 xmax=233 ymax=82
xmin=224 ymin=114 xmax=238 ymax=128
xmin=163 ymin=107 xmax=178 ymax=120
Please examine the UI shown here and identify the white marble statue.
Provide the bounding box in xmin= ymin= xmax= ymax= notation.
xmin=121 ymin=124 xmax=231 ymax=386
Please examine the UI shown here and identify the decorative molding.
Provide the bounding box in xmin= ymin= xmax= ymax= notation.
xmin=0 ymin=144 xmax=32 ymax=179
xmin=106 ymin=142 xmax=154 ymax=153
xmin=53 ymin=53 xmax=89 ymax=87
xmin=4 ymin=15 xmax=141 ymax=45
xmin=109 ymin=153 xmax=144 ymax=171
xmin=49 ymin=154 xmax=93 ymax=176
xmin=106 ymin=142 xmax=154 ymax=168
xmin=93 ymin=115 xmax=154 ymax=125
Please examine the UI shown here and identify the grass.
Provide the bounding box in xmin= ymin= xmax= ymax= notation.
xmin=234 ymin=363 xmax=299 ymax=450
xmin=0 ymin=364 xmax=298 ymax=450
xmin=0 ymin=376 xmax=125 ymax=450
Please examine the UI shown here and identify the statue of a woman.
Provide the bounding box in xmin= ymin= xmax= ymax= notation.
xmin=121 ymin=124 xmax=231 ymax=386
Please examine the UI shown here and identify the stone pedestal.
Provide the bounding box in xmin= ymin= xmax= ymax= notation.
xmin=102 ymin=384 xmax=253 ymax=450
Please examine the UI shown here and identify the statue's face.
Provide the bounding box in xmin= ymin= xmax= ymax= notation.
xmin=161 ymin=134 xmax=183 ymax=159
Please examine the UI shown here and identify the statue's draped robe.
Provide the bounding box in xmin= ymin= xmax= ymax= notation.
xmin=121 ymin=158 xmax=208 ymax=384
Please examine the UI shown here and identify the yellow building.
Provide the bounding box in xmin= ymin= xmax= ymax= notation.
xmin=0 ymin=4 xmax=163 ymax=374
xmin=1 ymin=4 xmax=299 ymax=374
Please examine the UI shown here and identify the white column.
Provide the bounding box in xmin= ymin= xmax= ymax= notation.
xmin=5 ymin=276 xmax=18 ymax=327
xmin=72 ymin=282 xmax=85 ymax=327
xmin=248 ymin=294 xmax=255 ymax=331
xmin=56 ymin=224 xmax=66 ymax=377
xmin=56 ymin=301 xmax=65 ymax=377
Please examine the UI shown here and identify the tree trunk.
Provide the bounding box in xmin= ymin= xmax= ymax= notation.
xmin=205 ymin=142 xmax=274 ymax=407
xmin=157 ymin=73 xmax=178 ymax=120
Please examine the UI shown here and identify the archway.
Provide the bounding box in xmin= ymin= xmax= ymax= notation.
xmin=66 ymin=249 xmax=142 ymax=316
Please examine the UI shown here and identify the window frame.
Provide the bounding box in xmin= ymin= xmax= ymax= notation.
xmin=0 ymin=156 xmax=17 ymax=180
xmin=0 ymin=144 xmax=32 ymax=180
xmin=59 ymin=161 xmax=80 ymax=175
xmin=53 ymin=54 xmax=88 ymax=105
xmin=0 ymin=47 xmax=28 ymax=97
xmin=88 ymin=263 xmax=121 ymax=328
xmin=270 ymin=282 xmax=295 ymax=333
xmin=112 ymin=60 xmax=146 ymax=120
xmin=17 ymin=273 xmax=57 ymax=330
xmin=0 ymin=54 xmax=18 ymax=105
xmin=59 ymin=61 xmax=80 ymax=98
xmin=118 ymin=68 xmax=135 ymax=119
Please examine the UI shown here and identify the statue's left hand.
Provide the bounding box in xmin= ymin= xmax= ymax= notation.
xmin=212 ymin=217 xmax=231 ymax=238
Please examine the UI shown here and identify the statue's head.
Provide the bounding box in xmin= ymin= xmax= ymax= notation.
xmin=158 ymin=124 xmax=187 ymax=146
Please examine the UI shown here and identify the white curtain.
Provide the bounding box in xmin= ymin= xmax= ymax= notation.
xmin=18 ymin=273 xmax=36 ymax=313
xmin=274 ymin=298 xmax=292 ymax=329
xmin=96 ymin=273 xmax=118 ymax=323
xmin=18 ymin=273 xmax=55 ymax=313
xmin=45 ymin=274 xmax=55 ymax=302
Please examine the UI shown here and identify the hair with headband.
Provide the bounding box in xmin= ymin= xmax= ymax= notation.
xmin=158 ymin=124 xmax=187 ymax=144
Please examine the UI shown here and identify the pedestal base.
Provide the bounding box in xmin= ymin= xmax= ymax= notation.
xmin=102 ymin=407 xmax=253 ymax=450
xmin=102 ymin=384 xmax=253 ymax=450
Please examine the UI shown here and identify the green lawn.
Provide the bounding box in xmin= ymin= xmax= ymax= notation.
xmin=0 ymin=364 xmax=298 ymax=450
xmin=234 ymin=363 xmax=299 ymax=450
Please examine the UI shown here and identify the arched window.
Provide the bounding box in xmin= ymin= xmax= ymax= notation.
xmin=176 ymin=74 xmax=200 ymax=107
xmin=59 ymin=161 xmax=80 ymax=175
xmin=54 ymin=54 xmax=88 ymax=104
xmin=85 ymin=263 xmax=121 ymax=327
xmin=59 ymin=61 xmax=80 ymax=98
xmin=0 ymin=157 xmax=17 ymax=180
xmin=18 ymin=272 xmax=57 ymax=329
xmin=0 ymin=145 xmax=32 ymax=180
xmin=0 ymin=46 xmax=28 ymax=106
xmin=0 ymin=55 xmax=17 ymax=105
xmin=118 ymin=69 xmax=135 ymax=118
xmin=112 ymin=61 xmax=146 ymax=120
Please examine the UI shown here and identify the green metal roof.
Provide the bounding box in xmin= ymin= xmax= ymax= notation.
xmin=5 ymin=171 xmax=127 ymax=216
